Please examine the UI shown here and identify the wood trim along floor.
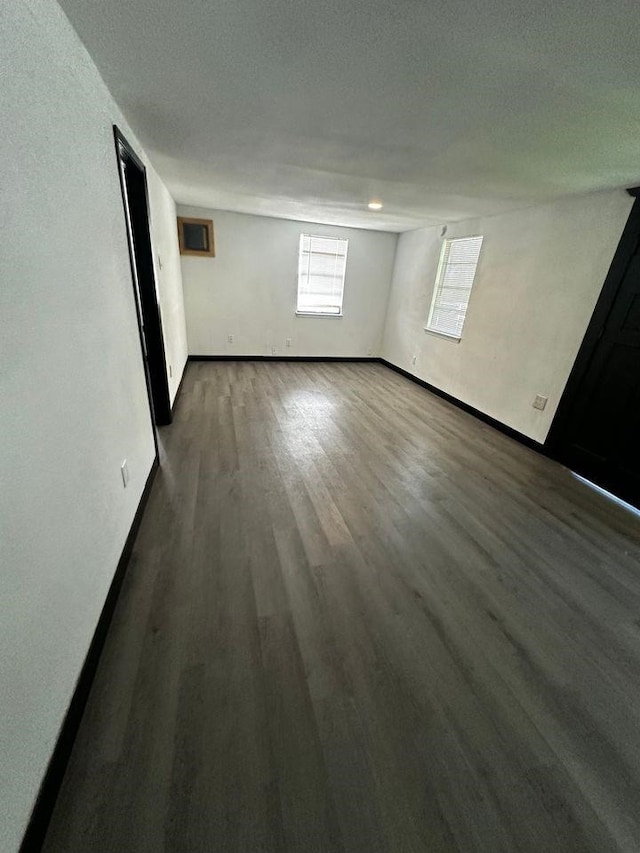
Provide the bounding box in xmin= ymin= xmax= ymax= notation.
xmin=20 ymin=457 xmax=159 ymax=853
xmin=188 ymin=355 xmax=381 ymax=362
xmin=189 ymin=356 xmax=545 ymax=455
xmin=379 ymin=358 xmax=546 ymax=454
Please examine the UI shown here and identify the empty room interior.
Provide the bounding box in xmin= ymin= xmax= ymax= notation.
xmin=4 ymin=0 xmax=640 ymax=850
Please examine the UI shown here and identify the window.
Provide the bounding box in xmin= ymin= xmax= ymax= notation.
xmin=425 ymin=235 xmax=483 ymax=340
xmin=297 ymin=234 xmax=348 ymax=316
xmin=177 ymin=216 xmax=215 ymax=257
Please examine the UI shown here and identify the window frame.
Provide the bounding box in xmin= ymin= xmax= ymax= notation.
xmin=424 ymin=234 xmax=483 ymax=342
xmin=177 ymin=216 xmax=215 ymax=257
xmin=295 ymin=233 xmax=349 ymax=318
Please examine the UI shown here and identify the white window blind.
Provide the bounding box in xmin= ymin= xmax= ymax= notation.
xmin=297 ymin=234 xmax=348 ymax=316
xmin=426 ymin=235 xmax=483 ymax=339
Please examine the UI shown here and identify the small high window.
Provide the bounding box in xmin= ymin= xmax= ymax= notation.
xmin=426 ymin=235 xmax=483 ymax=340
xmin=296 ymin=234 xmax=348 ymax=316
xmin=177 ymin=217 xmax=215 ymax=257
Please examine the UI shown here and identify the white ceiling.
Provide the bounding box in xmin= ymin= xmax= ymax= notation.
xmin=58 ymin=0 xmax=640 ymax=232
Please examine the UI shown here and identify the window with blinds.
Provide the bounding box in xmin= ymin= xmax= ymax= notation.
xmin=297 ymin=234 xmax=349 ymax=316
xmin=426 ymin=235 xmax=483 ymax=339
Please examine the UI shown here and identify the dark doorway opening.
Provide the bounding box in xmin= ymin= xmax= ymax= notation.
xmin=547 ymin=190 xmax=640 ymax=509
xmin=113 ymin=126 xmax=172 ymax=435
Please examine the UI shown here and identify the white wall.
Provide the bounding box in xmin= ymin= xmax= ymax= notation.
xmin=0 ymin=1 xmax=186 ymax=850
xmin=382 ymin=190 xmax=633 ymax=443
xmin=179 ymin=207 xmax=398 ymax=357
xmin=148 ymin=180 xmax=189 ymax=403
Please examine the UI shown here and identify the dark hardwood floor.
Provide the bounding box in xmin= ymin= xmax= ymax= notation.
xmin=43 ymin=361 xmax=640 ymax=852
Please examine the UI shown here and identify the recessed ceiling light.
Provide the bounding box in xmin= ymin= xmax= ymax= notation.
xmin=368 ymin=201 xmax=383 ymax=211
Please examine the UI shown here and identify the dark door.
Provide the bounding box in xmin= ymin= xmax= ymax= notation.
xmin=113 ymin=126 xmax=172 ymax=430
xmin=548 ymin=194 xmax=640 ymax=508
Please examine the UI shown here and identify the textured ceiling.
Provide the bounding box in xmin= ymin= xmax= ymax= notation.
xmin=58 ymin=0 xmax=640 ymax=231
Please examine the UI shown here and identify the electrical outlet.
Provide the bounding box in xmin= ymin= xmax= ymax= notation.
xmin=286 ymin=338 xmax=292 ymax=347
xmin=533 ymin=394 xmax=548 ymax=411
xmin=227 ymin=334 xmax=234 ymax=343
xmin=412 ymin=356 xmax=417 ymax=365
xmin=121 ymin=459 xmax=130 ymax=488
xmin=271 ymin=346 xmax=277 ymax=355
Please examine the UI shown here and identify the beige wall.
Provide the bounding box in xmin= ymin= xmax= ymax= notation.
xmin=381 ymin=190 xmax=633 ymax=443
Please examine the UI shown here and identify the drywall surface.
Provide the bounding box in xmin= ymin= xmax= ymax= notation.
xmin=381 ymin=190 xmax=633 ymax=443
xmin=147 ymin=177 xmax=188 ymax=403
xmin=179 ymin=207 xmax=398 ymax=357
xmin=0 ymin=1 xmax=185 ymax=849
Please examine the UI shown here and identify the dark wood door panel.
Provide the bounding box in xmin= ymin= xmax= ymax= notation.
xmin=621 ymin=291 xmax=640 ymax=333
xmin=568 ymin=344 xmax=640 ymax=458
xmin=548 ymin=195 xmax=640 ymax=508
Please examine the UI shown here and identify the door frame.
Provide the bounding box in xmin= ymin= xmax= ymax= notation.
xmin=113 ymin=126 xmax=172 ymax=440
xmin=546 ymin=187 xmax=640 ymax=502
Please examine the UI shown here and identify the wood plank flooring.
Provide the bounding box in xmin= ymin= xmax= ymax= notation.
xmin=43 ymin=361 xmax=640 ymax=852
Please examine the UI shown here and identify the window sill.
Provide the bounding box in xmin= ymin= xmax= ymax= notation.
xmin=295 ymin=312 xmax=344 ymax=318
xmin=424 ymin=327 xmax=462 ymax=343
